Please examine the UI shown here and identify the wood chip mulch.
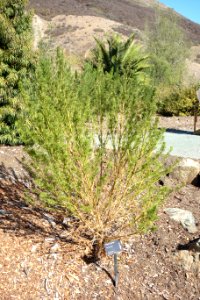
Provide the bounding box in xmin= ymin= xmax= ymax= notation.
xmin=0 ymin=178 xmax=199 ymax=299
xmin=0 ymin=116 xmax=200 ymax=299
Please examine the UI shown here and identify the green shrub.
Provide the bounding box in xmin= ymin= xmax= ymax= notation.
xmin=18 ymin=49 xmax=170 ymax=257
xmin=146 ymin=8 xmax=188 ymax=90
xmin=158 ymin=84 xmax=200 ymax=116
xmin=0 ymin=0 xmax=35 ymax=145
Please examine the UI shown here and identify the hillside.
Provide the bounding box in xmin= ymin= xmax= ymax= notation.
xmin=29 ymin=0 xmax=200 ymax=44
xmin=30 ymin=0 xmax=200 ymax=81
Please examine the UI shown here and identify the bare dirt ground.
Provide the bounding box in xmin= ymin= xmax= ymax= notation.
xmin=40 ymin=15 xmax=135 ymax=56
xmin=159 ymin=116 xmax=195 ymax=132
xmin=0 ymin=116 xmax=200 ymax=299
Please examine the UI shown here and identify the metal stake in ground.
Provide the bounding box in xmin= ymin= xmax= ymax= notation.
xmin=104 ymin=240 xmax=122 ymax=287
xmin=114 ymin=253 xmax=119 ymax=287
xmin=194 ymin=89 xmax=200 ymax=132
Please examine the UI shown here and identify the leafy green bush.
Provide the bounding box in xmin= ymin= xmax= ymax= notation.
xmin=0 ymin=0 xmax=35 ymax=145
xmin=18 ymin=49 xmax=170 ymax=257
xmin=158 ymin=84 xmax=200 ymax=116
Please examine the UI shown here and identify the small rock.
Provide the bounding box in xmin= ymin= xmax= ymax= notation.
xmin=45 ymin=237 xmax=56 ymax=244
xmin=59 ymin=230 xmax=70 ymax=238
xmin=50 ymin=243 xmax=60 ymax=253
xmin=0 ymin=209 xmax=11 ymax=215
xmin=170 ymin=158 xmax=200 ymax=185
xmin=176 ymin=250 xmax=200 ymax=273
xmin=194 ymin=252 xmax=200 ymax=262
xmin=165 ymin=208 xmax=198 ymax=233
xmin=49 ymin=253 xmax=58 ymax=260
xmin=177 ymin=250 xmax=194 ymax=271
xmin=54 ymin=291 xmax=60 ymax=300
xmin=63 ymin=217 xmax=70 ymax=226
xmin=62 ymin=216 xmax=77 ymax=227
xmin=31 ymin=244 xmax=40 ymax=253
xmin=43 ymin=213 xmax=56 ymax=228
xmin=43 ymin=213 xmax=55 ymax=221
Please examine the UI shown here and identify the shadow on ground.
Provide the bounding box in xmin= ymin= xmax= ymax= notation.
xmin=166 ymin=128 xmax=194 ymax=135
xmin=0 ymin=163 xmax=76 ymax=245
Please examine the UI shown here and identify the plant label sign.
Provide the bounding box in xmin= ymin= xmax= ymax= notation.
xmin=197 ymin=89 xmax=200 ymax=103
xmin=104 ymin=240 xmax=122 ymax=256
xmin=104 ymin=240 xmax=122 ymax=288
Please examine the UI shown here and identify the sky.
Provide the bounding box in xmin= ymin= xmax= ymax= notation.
xmin=159 ymin=0 xmax=200 ymax=24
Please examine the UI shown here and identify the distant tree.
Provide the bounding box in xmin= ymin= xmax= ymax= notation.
xmin=146 ymin=8 xmax=188 ymax=91
xmin=85 ymin=34 xmax=149 ymax=82
xmin=0 ymin=0 xmax=34 ymax=145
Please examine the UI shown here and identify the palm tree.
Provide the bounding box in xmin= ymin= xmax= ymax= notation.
xmin=86 ymin=34 xmax=149 ymax=81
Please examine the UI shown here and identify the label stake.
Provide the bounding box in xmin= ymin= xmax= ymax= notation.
xmin=104 ymin=240 xmax=122 ymax=288
xmin=114 ymin=253 xmax=119 ymax=287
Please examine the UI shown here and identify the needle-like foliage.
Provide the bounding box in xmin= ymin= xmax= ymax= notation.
xmin=18 ymin=49 xmax=171 ymax=258
xmin=0 ymin=0 xmax=34 ymax=145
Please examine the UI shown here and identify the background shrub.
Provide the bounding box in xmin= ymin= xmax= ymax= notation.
xmin=146 ymin=8 xmax=188 ymax=88
xmin=158 ymin=84 xmax=200 ymax=116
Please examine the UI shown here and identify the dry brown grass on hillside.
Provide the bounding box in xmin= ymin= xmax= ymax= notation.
xmin=29 ymin=0 xmax=200 ymax=44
